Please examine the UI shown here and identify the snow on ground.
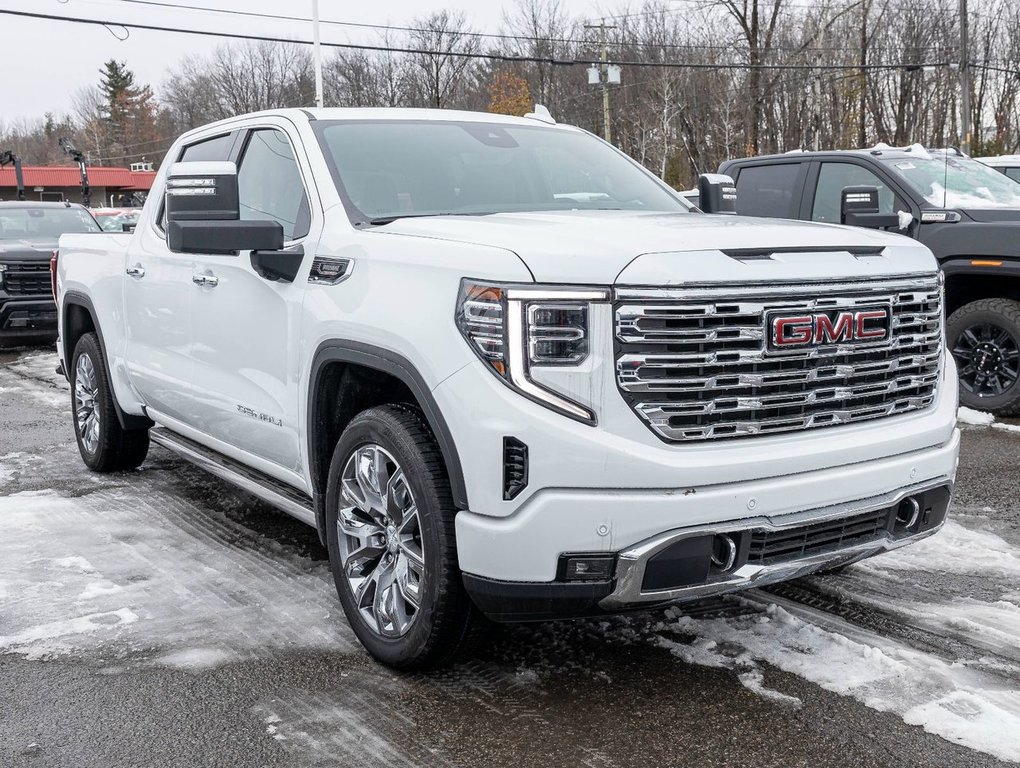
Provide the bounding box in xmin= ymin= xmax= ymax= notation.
xmin=0 ymin=488 xmax=355 ymax=666
xmin=958 ymin=406 xmax=996 ymax=426
xmin=660 ymin=600 xmax=1020 ymax=763
xmin=661 ymin=517 xmax=1020 ymax=763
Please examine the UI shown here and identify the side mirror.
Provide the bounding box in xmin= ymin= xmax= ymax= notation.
xmin=697 ymin=173 xmax=737 ymax=214
xmin=165 ymin=161 xmax=283 ymax=254
xmin=840 ymin=186 xmax=903 ymax=230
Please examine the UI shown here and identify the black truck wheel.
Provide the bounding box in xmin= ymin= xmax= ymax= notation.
xmin=70 ymin=332 xmax=150 ymax=472
xmin=325 ymin=404 xmax=472 ymax=670
xmin=947 ymin=298 xmax=1020 ymax=415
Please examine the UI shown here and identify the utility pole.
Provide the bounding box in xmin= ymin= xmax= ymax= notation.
xmin=312 ymin=0 xmax=324 ymax=108
xmin=585 ymin=19 xmax=617 ymax=144
xmin=959 ymin=0 xmax=971 ymax=154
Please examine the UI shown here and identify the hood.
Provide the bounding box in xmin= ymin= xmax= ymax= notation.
xmin=0 ymin=238 xmax=57 ymax=261
xmin=374 ymin=210 xmax=933 ymax=284
xmin=959 ymin=208 xmax=1020 ymax=224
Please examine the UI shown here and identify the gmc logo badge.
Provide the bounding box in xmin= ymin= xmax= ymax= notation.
xmin=767 ymin=306 xmax=890 ymax=351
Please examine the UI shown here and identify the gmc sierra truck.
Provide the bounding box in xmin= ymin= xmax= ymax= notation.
xmin=720 ymin=145 xmax=1020 ymax=415
xmin=56 ymin=109 xmax=959 ymax=669
xmin=0 ymin=201 xmax=100 ymax=347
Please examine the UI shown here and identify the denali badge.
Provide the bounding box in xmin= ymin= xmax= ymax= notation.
xmin=767 ymin=306 xmax=890 ymax=351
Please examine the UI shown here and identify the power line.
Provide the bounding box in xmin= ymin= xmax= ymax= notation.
xmin=0 ymin=8 xmax=953 ymax=72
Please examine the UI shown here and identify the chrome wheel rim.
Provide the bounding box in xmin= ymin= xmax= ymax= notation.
xmin=337 ymin=444 xmax=425 ymax=638
xmin=74 ymin=353 xmax=101 ymax=454
xmin=952 ymin=321 xmax=1020 ymax=397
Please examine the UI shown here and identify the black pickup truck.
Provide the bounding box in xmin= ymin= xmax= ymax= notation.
xmin=0 ymin=201 xmax=101 ymax=348
xmin=719 ymin=145 xmax=1020 ymax=415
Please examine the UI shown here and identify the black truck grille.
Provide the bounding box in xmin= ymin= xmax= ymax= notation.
xmin=2 ymin=262 xmax=52 ymax=296
xmin=748 ymin=509 xmax=889 ymax=565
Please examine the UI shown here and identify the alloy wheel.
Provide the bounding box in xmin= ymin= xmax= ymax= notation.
xmin=74 ymin=353 xmax=101 ymax=454
xmin=952 ymin=321 xmax=1020 ymax=397
xmin=336 ymin=444 xmax=426 ymax=638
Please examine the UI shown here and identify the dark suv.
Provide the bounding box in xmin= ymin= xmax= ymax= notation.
xmin=0 ymin=201 xmax=101 ymax=348
xmin=720 ymin=146 xmax=1020 ymax=415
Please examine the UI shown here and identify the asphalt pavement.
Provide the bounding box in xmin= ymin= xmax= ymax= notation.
xmin=1 ymin=346 xmax=1017 ymax=768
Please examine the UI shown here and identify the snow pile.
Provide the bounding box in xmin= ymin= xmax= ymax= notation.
xmin=957 ymin=407 xmax=995 ymax=426
xmin=0 ymin=489 xmax=354 ymax=665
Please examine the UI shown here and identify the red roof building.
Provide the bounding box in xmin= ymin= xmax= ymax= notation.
xmin=0 ymin=165 xmax=157 ymax=204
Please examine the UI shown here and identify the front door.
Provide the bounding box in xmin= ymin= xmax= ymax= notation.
xmin=188 ymin=123 xmax=316 ymax=480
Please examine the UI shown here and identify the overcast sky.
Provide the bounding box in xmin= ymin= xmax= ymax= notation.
xmin=1 ymin=0 xmax=606 ymax=123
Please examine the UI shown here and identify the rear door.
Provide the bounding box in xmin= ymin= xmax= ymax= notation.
xmin=729 ymin=161 xmax=809 ymax=220
xmin=187 ymin=119 xmax=317 ymax=480
xmin=122 ymin=131 xmax=237 ymax=423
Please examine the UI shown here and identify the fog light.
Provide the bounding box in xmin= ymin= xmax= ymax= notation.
xmin=559 ymin=554 xmax=615 ymax=582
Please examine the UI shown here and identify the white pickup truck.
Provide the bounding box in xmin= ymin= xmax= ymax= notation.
xmin=56 ymin=108 xmax=959 ymax=669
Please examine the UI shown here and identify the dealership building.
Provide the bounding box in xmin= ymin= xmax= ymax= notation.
xmin=0 ymin=163 xmax=157 ymax=205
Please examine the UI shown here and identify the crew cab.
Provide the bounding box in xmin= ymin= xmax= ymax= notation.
xmin=0 ymin=201 xmax=100 ymax=347
xmin=56 ymin=109 xmax=959 ymax=669
xmin=720 ymin=145 xmax=1020 ymax=415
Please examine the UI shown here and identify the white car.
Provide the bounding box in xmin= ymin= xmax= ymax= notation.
xmin=55 ymin=108 xmax=960 ymax=669
xmin=976 ymin=154 xmax=1020 ymax=183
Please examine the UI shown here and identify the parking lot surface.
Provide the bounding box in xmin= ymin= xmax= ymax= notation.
xmin=1 ymin=348 xmax=1018 ymax=767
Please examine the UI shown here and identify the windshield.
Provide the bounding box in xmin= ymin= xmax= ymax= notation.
xmin=315 ymin=120 xmax=690 ymax=223
xmin=879 ymin=153 xmax=1020 ymax=209
xmin=0 ymin=206 xmax=101 ymax=240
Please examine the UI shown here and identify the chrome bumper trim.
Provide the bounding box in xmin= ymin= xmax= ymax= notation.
xmin=599 ymin=476 xmax=952 ymax=610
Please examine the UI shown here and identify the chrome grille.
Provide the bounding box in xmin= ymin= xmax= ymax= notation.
xmin=615 ymin=274 xmax=942 ymax=442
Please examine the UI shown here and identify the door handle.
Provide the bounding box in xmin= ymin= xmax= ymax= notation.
xmin=126 ymin=264 xmax=145 ymax=278
xmin=192 ymin=273 xmax=219 ymax=287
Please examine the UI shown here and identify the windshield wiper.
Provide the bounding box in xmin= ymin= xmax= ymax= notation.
xmin=366 ymin=212 xmax=495 ymax=226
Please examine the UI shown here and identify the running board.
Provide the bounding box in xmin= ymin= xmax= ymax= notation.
xmin=149 ymin=426 xmax=316 ymax=528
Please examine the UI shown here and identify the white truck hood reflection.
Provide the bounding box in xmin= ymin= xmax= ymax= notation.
xmin=372 ymin=210 xmax=935 ymax=284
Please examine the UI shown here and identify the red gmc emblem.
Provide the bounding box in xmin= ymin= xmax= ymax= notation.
xmin=767 ymin=306 xmax=890 ymax=351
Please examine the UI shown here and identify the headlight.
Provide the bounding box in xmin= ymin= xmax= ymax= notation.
xmin=455 ymin=279 xmax=610 ymax=424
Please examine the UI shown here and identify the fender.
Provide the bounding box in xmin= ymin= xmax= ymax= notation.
xmin=308 ymin=340 xmax=469 ymax=535
xmin=939 ymin=257 xmax=1020 ymax=280
xmin=61 ymin=291 xmax=153 ymax=431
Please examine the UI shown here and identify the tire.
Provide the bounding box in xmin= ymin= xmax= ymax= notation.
xmin=325 ymin=404 xmax=472 ymax=670
xmin=947 ymin=298 xmax=1020 ymax=415
xmin=70 ymin=333 xmax=150 ymax=472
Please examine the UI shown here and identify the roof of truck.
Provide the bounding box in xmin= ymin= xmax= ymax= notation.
xmin=724 ymin=143 xmax=965 ymax=165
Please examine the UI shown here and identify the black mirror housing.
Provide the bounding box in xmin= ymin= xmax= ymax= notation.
xmin=165 ymin=161 xmax=240 ymax=222
xmin=167 ymin=219 xmax=284 ymax=255
xmin=698 ymin=173 xmax=737 ymax=214
xmin=840 ymin=185 xmax=900 ymax=229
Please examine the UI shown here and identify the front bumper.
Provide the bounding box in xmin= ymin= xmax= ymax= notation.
xmin=462 ymin=473 xmax=953 ymax=621
xmin=0 ymin=295 xmax=57 ymax=344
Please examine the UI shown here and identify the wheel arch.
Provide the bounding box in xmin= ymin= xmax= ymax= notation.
xmin=307 ymin=340 xmax=469 ymax=537
xmin=941 ymin=260 xmax=1020 ymax=315
xmin=62 ymin=291 xmax=152 ymax=431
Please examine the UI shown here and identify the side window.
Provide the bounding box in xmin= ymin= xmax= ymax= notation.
xmin=237 ymin=129 xmax=310 ymax=240
xmin=733 ymin=163 xmax=801 ymax=218
xmin=179 ymin=133 xmax=235 ymax=162
xmin=158 ymin=133 xmax=235 ymax=233
xmin=812 ymin=162 xmax=899 ymax=223
xmin=1004 ymin=168 xmax=1020 ymax=183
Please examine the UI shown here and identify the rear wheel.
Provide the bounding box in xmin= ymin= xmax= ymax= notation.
xmin=325 ymin=404 xmax=472 ymax=670
xmin=71 ymin=333 xmax=149 ymax=472
xmin=948 ymin=298 xmax=1020 ymax=415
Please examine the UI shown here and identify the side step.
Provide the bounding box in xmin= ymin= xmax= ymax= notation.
xmin=149 ymin=426 xmax=316 ymax=528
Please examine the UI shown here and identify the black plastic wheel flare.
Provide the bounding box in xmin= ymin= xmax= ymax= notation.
xmin=952 ymin=322 xmax=1020 ymax=397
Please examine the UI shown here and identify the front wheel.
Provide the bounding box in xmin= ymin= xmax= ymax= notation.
xmin=325 ymin=404 xmax=472 ymax=670
xmin=947 ymin=298 xmax=1020 ymax=415
xmin=70 ymin=332 xmax=149 ymax=472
